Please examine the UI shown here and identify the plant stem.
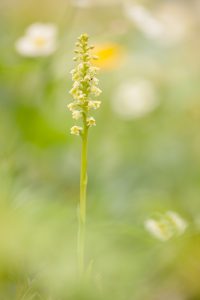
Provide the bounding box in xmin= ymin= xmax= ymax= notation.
xmin=78 ymin=119 xmax=88 ymax=276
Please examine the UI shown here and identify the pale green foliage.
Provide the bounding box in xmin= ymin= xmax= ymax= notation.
xmin=68 ymin=33 xmax=102 ymax=135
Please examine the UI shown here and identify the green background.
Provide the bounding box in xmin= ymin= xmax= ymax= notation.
xmin=0 ymin=0 xmax=200 ymax=299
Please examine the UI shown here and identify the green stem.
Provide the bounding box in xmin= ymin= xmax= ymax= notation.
xmin=78 ymin=119 xmax=88 ymax=276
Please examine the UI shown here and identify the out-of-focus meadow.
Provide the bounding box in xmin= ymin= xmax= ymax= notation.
xmin=1 ymin=0 xmax=200 ymax=299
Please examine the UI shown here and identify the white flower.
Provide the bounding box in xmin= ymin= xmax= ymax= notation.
xmin=124 ymin=1 xmax=192 ymax=44
xmin=86 ymin=117 xmax=96 ymax=127
xmin=166 ymin=211 xmax=188 ymax=235
xmin=70 ymin=126 xmax=82 ymax=136
xmin=155 ymin=3 xmax=193 ymax=44
xmin=112 ymin=79 xmax=158 ymax=120
xmin=68 ymin=102 xmax=77 ymax=112
xmin=124 ymin=2 xmax=164 ymax=39
xmin=88 ymin=100 xmax=101 ymax=110
xmin=15 ymin=23 xmax=57 ymax=57
xmin=72 ymin=110 xmax=82 ymax=120
xmin=145 ymin=219 xmax=173 ymax=241
xmin=145 ymin=211 xmax=188 ymax=241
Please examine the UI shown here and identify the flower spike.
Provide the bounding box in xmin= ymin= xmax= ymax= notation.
xmin=68 ymin=33 xmax=102 ymax=275
xmin=68 ymin=33 xmax=102 ymax=136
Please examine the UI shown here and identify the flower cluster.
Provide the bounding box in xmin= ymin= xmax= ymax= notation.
xmin=144 ymin=211 xmax=188 ymax=241
xmin=68 ymin=33 xmax=102 ymax=136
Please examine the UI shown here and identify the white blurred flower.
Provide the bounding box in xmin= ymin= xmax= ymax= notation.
xmin=155 ymin=3 xmax=194 ymax=44
xmin=145 ymin=219 xmax=173 ymax=241
xmin=15 ymin=23 xmax=57 ymax=57
xmin=124 ymin=1 xmax=193 ymax=44
xmin=112 ymin=79 xmax=158 ymax=120
xmin=166 ymin=211 xmax=188 ymax=235
xmin=145 ymin=211 xmax=188 ymax=241
xmin=124 ymin=2 xmax=164 ymax=39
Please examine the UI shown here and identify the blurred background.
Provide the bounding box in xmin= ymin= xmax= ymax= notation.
xmin=1 ymin=0 xmax=200 ymax=299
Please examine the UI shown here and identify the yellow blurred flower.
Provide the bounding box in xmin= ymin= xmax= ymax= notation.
xmin=92 ymin=43 xmax=125 ymax=70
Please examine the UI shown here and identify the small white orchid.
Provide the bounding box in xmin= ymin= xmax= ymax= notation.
xmin=145 ymin=211 xmax=188 ymax=241
xmin=15 ymin=23 xmax=57 ymax=57
xmin=112 ymin=79 xmax=158 ymax=120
